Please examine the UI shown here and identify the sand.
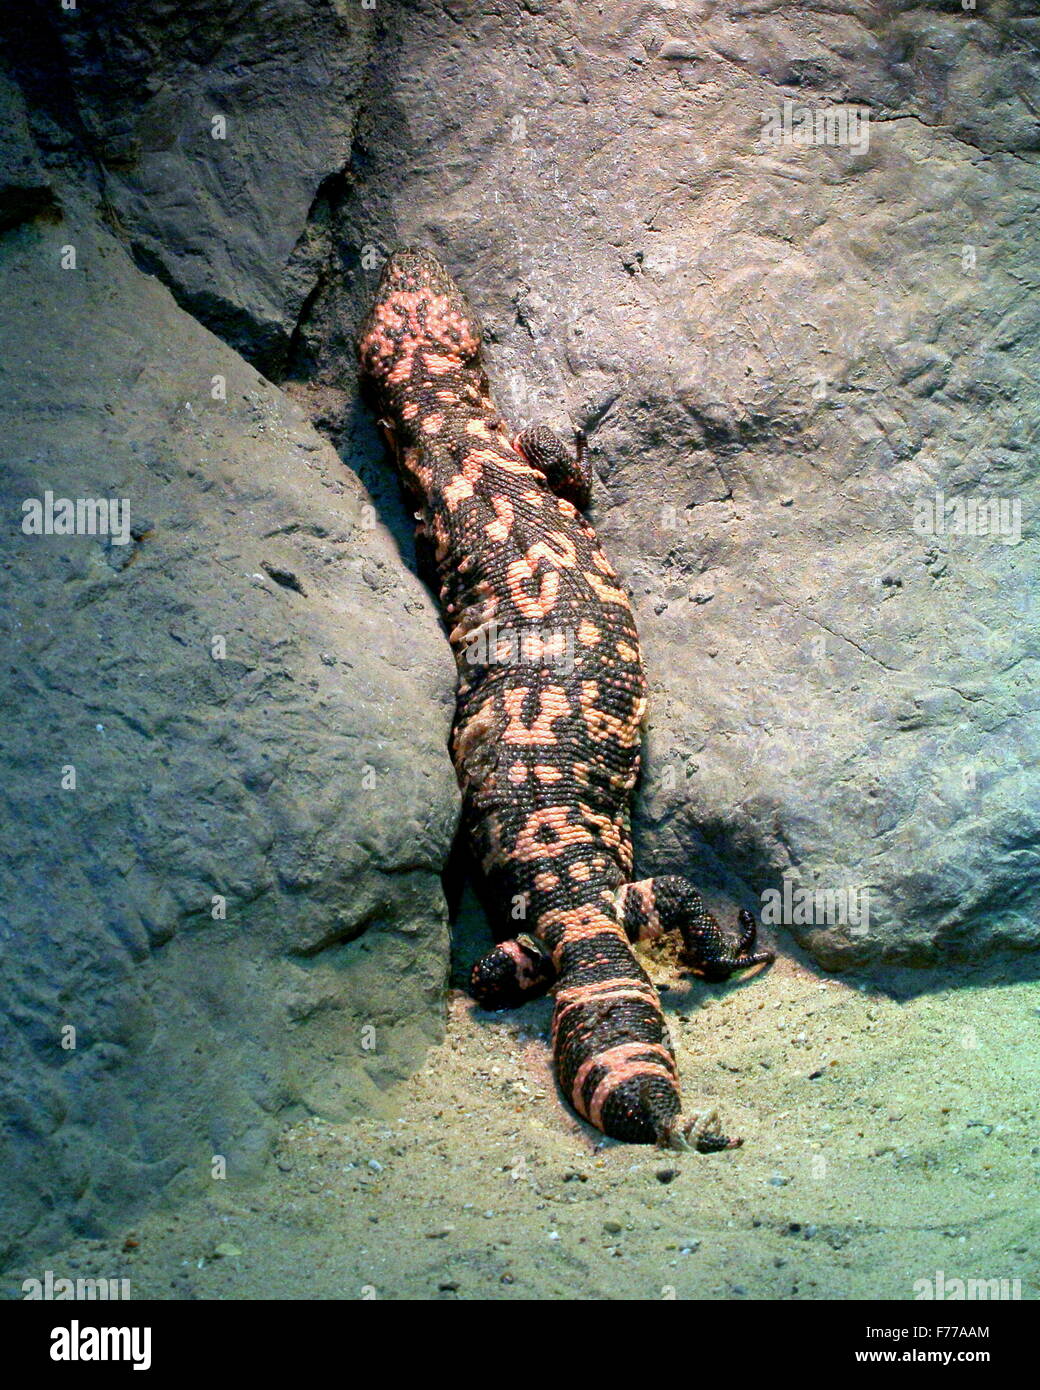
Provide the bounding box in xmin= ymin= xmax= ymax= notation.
xmin=7 ymin=937 xmax=1038 ymax=1302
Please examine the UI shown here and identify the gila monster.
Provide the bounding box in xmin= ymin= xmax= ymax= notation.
xmin=357 ymin=248 xmax=772 ymax=1150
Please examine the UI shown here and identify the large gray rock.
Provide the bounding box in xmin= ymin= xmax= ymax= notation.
xmin=296 ymin=0 xmax=1039 ymax=968
xmin=7 ymin=0 xmax=374 ymax=374
xmin=0 ymin=192 xmax=457 ymax=1265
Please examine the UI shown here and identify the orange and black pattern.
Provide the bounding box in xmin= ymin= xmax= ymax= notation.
xmin=357 ymin=248 xmax=772 ymax=1149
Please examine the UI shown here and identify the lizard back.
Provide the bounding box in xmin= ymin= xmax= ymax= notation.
xmin=358 ymin=248 xmax=771 ymax=1147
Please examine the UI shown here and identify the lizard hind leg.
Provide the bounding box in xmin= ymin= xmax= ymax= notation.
xmin=612 ymin=876 xmax=771 ymax=1152
xmin=513 ymin=425 xmax=593 ymax=510
xmin=470 ymin=933 xmax=557 ymax=1011
xmin=619 ymin=876 xmax=774 ymax=983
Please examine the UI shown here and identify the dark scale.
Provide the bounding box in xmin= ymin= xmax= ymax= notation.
xmin=358 ymin=248 xmax=772 ymax=1150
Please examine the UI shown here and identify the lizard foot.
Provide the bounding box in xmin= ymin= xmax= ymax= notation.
xmin=513 ymin=424 xmax=592 ymax=509
xmin=470 ymin=933 xmax=557 ymax=1010
xmin=660 ymin=1108 xmax=743 ymax=1154
xmin=618 ymin=877 xmax=774 ymax=982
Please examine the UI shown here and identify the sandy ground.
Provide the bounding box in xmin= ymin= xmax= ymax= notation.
xmin=7 ymin=929 xmax=1039 ymax=1302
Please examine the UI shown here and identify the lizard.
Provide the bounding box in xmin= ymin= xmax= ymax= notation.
xmin=357 ymin=247 xmax=773 ymax=1150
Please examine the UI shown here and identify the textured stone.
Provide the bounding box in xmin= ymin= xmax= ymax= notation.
xmin=6 ymin=0 xmax=374 ymax=374
xmin=0 ymin=69 xmax=57 ymax=229
xmin=298 ymin=0 xmax=1039 ymax=968
xmin=0 ymin=194 xmax=456 ymax=1265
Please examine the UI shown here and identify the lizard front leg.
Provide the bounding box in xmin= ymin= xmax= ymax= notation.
xmin=613 ymin=876 xmax=773 ymax=1151
xmin=513 ymin=425 xmax=592 ymax=510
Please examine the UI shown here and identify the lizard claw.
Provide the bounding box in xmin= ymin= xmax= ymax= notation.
xmin=661 ymin=1108 xmax=742 ymax=1153
xmin=687 ymin=905 xmax=775 ymax=981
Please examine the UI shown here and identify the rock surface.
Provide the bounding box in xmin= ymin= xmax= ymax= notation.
xmin=0 ymin=69 xmax=58 ymax=229
xmin=2 ymin=0 xmax=1038 ymax=1264
xmin=5 ymin=0 xmax=374 ymax=374
xmin=298 ymin=0 xmax=1040 ymax=969
xmin=0 ymin=183 xmax=456 ymax=1261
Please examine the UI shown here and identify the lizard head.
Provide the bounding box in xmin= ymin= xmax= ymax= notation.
xmin=357 ymin=246 xmax=484 ymax=390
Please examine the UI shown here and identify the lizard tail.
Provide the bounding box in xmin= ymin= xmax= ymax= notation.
xmin=544 ymin=897 xmax=732 ymax=1148
xmin=541 ymin=881 xmax=746 ymax=1150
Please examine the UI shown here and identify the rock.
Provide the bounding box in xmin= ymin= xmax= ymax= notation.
xmin=296 ymin=0 xmax=1039 ymax=969
xmin=0 ymin=194 xmax=457 ymax=1266
xmin=659 ymin=39 xmax=700 ymax=61
xmin=5 ymin=0 xmax=375 ymax=375
xmin=0 ymin=69 xmax=58 ymax=229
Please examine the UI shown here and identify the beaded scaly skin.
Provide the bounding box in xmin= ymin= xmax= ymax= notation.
xmin=357 ymin=248 xmax=772 ymax=1149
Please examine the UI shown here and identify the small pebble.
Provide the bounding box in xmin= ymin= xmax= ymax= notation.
xmin=659 ymin=38 xmax=698 ymax=59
